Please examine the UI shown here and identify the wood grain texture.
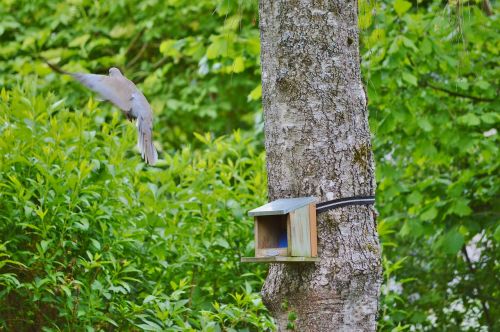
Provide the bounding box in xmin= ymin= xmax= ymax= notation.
xmin=242 ymin=256 xmax=319 ymax=263
xmin=286 ymin=214 xmax=291 ymax=256
xmin=254 ymin=217 xmax=258 ymax=258
xmin=256 ymin=248 xmax=288 ymax=257
xmin=289 ymin=205 xmax=311 ymax=257
xmin=309 ymin=204 xmax=317 ymax=257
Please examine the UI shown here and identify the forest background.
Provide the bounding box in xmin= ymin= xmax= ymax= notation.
xmin=0 ymin=0 xmax=498 ymax=331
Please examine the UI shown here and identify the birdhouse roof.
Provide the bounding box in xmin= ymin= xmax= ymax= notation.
xmin=248 ymin=197 xmax=316 ymax=216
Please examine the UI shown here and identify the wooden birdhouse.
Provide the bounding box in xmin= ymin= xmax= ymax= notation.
xmin=241 ymin=197 xmax=319 ymax=263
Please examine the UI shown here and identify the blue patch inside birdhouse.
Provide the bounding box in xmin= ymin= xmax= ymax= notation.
xmin=278 ymin=232 xmax=288 ymax=248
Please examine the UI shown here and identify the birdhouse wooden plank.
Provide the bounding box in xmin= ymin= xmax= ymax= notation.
xmin=309 ymin=204 xmax=317 ymax=257
xmin=247 ymin=197 xmax=316 ymax=216
xmin=242 ymin=197 xmax=319 ymax=263
xmin=289 ymin=205 xmax=310 ymax=256
xmin=240 ymin=256 xmax=319 ymax=263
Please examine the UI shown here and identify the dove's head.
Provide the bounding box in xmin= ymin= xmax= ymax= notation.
xmin=109 ymin=67 xmax=123 ymax=77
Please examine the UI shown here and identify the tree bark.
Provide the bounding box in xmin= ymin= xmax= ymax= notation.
xmin=259 ymin=1 xmax=382 ymax=331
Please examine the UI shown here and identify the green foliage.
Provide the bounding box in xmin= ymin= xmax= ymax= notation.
xmin=360 ymin=0 xmax=499 ymax=330
xmin=0 ymin=83 xmax=272 ymax=330
xmin=0 ymin=0 xmax=262 ymax=148
xmin=0 ymin=0 xmax=498 ymax=331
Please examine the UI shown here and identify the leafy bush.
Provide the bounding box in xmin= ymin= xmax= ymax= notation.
xmin=0 ymin=82 xmax=273 ymax=331
xmin=360 ymin=0 xmax=499 ymax=330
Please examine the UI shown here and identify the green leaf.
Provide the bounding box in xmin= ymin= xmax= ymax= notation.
xmin=137 ymin=319 xmax=163 ymax=331
xmin=232 ymin=56 xmax=245 ymax=73
xmin=456 ymin=79 xmax=469 ymax=90
xmin=206 ymin=37 xmax=228 ymax=59
xmin=407 ymin=191 xmax=423 ymax=205
xmin=69 ymin=34 xmax=90 ymax=48
xmin=1 ymin=88 xmax=8 ymax=102
xmin=143 ymin=295 xmax=156 ymax=304
xmin=440 ymin=230 xmax=464 ymax=255
xmin=494 ymin=225 xmax=500 ymax=242
xmin=99 ymin=316 xmax=119 ymax=327
xmin=420 ymin=38 xmax=433 ymax=55
xmin=159 ymin=39 xmax=182 ymax=59
xmin=417 ymin=118 xmax=433 ymax=132
xmin=248 ymin=84 xmax=262 ymax=101
xmin=420 ymin=207 xmax=437 ymax=221
xmin=109 ymin=24 xmax=135 ymax=38
xmin=40 ymin=240 xmax=51 ymax=252
xmin=449 ymin=199 xmax=472 ymax=217
xmin=400 ymin=220 xmax=424 ymax=238
xmin=475 ymin=80 xmax=490 ymax=90
xmin=458 ymin=113 xmax=480 ymax=126
xmin=246 ymin=36 xmax=261 ymax=56
xmin=216 ymin=238 xmax=230 ymax=249
xmin=402 ymin=37 xmax=418 ymax=52
xmin=402 ymin=72 xmax=418 ymax=86
xmin=60 ymin=285 xmax=72 ymax=297
xmin=74 ymin=219 xmax=90 ymax=231
xmin=359 ymin=10 xmax=373 ymax=30
xmin=90 ymin=238 xmax=101 ymax=250
xmin=394 ymin=0 xmax=412 ymax=16
xmin=480 ymin=113 xmax=499 ymax=124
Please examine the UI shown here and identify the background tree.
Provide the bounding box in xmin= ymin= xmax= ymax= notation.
xmin=258 ymin=1 xmax=381 ymax=330
xmin=362 ymin=1 xmax=499 ymax=330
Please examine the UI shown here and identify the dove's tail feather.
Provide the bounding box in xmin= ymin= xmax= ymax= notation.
xmin=137 ymin=117 xmax=158 ymax=165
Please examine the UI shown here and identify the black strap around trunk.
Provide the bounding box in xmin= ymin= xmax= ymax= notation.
xmin=316 ymin=195 xmax=375 ymax=214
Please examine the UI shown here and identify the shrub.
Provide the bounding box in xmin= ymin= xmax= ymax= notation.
xmin=0 ymin=81 xmax=274 ymax=331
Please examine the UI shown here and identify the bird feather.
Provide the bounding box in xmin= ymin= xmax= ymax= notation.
xmin=132 ymin=92 xmax=158 ymax=165
xmin=71 ymin=73 xmax=135 ymax=112
xmin=44 ymin=61 xmax=159 ymax=165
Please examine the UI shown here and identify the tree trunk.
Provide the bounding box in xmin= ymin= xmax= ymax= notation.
xmin=259 ymin=1 xmax=382 ymax=331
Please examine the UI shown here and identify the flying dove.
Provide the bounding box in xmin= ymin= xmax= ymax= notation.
xmin=45 ymin=61 xmax=158 ymax=165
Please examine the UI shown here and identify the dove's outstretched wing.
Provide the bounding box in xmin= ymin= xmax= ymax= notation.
xmin=63 ymin=68 xmax=158 ymax=165
xmin=131 ymin=92 xmax=158 ymax=165
xmin=71 ymin=73 xmax=135 ymax=112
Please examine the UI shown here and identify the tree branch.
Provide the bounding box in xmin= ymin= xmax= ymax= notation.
xmin=481 ymin=0 xmax=494 ymax=16
xmin=125 ymin=28 xmax=146 ymax=55
xmin=422 ymin=81 xmax=496 ymax=102
xmin=461 ymin=246 xmax=493 ymax=329
xmin=127 ymin=42 xmax=149 ymax=69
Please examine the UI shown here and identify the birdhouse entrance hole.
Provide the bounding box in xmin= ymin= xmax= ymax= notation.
xmin=255 ymin=215 xmax=289 ymax=257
